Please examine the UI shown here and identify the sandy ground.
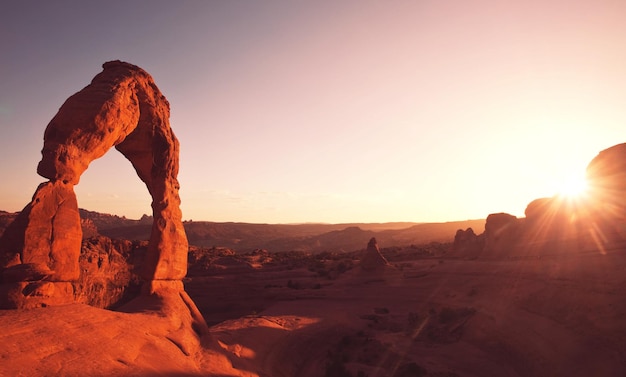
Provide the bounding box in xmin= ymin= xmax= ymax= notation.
xmin=193 ymin=248 xmax=626 ymax=376
xmin=2 ymin=248 xmax=626 ymax=376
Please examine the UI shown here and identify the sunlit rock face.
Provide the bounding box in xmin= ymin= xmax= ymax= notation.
xmin=0 ymin=61 xmax=188 ymax=309
xmin=0 ymin=181 xmax=81 ymax=308
xmin=0 ymin=181 xmax=81 ymax=281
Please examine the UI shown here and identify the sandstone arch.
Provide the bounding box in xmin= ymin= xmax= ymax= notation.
xmin=0 ymin=61 xmax=188 ymax=308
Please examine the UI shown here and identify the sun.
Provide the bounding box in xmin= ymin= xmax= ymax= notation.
xmin=556 ymin=174 xmax=589 ymax=200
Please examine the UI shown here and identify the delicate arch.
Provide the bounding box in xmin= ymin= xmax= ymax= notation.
xmin=37 ymin=61 xmax=188 ymax=281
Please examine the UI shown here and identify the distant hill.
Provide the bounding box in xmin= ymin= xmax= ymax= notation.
xmin=0 ymin=209 xmax=485 ymax=253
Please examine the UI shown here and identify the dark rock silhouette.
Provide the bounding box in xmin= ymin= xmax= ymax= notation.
xmin=587 ymin=142 xmax=626 ymax=216
xmin=524 ymin=196 xmax=582 ymax=248
xmin=453 ymin=227 xmax=484 ymax=254
xmin=361 ymin=237 xmax=389 ymax=270
xmin=483 ymin=212 xmax=520 ymax=255
xmin=585 ymin=143 xmax=626 ymax=244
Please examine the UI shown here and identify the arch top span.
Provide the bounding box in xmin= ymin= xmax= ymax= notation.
xmin=37 ymin=60 xmax=174 ymax=187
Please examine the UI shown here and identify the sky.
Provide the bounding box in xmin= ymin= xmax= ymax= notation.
xmin=1 ymin=0 xmax=625 ymax=224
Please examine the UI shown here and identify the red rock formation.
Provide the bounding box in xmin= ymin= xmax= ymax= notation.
xmin=583 ymin=143 xmax=626 ymax=246
xmin=0 ymin=211 xmax=18 ymax=238
xmin=80 ymin=218 xmax=99 ymax=239
xmin=482 ymin=213 xmax=521 ymax=256
xmin=74 ymin=236 xmax=141 ymax=309
xmin=0 ymin=61 xmax=188 ymax=309
xmin=1 ymin=181 xmax=81 ymax=281
xmin=587 ymin=143 xmax=626 ymax=219
xmin=36 ymin=60 xmax=187 ymax=281
xmin=0 ymin=181 xmax=82 ymax=308
xmin=453 ymin=227 xmax=484 ymax=255
xmin=524 ymin=196 xmax=583 ymax=240
xmin=361 ymin=237 xmax=389 ymax=270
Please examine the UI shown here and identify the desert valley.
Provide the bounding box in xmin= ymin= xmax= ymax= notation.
xmin=1 ymin=61 xmax=626 ymax=377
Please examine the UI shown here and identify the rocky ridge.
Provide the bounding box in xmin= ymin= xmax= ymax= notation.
xmin=453 ymin=142 xmax=626 ymax=258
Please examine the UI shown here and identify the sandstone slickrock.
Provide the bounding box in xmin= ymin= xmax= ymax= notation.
xmin=0 ymin=61 xmax=188 ymax=310
xmin=360 ymin=237 xmax=389 ymax=271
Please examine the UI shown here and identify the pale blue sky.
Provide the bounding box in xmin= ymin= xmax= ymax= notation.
xmin=1 ymin=1 xmax=625 ymax=223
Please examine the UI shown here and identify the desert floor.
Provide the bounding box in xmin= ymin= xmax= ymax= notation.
xmin=2 ymin=247 xmax=626 ymax=377
xmin=190 ymin=247 xmax=626 ymax=377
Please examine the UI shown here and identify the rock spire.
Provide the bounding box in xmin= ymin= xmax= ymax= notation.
xmin=360 ymin=237 xmax=389 ymax=271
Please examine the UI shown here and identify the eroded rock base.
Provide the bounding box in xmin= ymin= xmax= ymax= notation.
xmin=0 ymin=281 xmax=74 ymax=309
xmin=120 ymin=280 xmax=210 ymax=357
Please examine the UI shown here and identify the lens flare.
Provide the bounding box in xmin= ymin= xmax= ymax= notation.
xmin=557 ymin=175 xmax=588 ymax=200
